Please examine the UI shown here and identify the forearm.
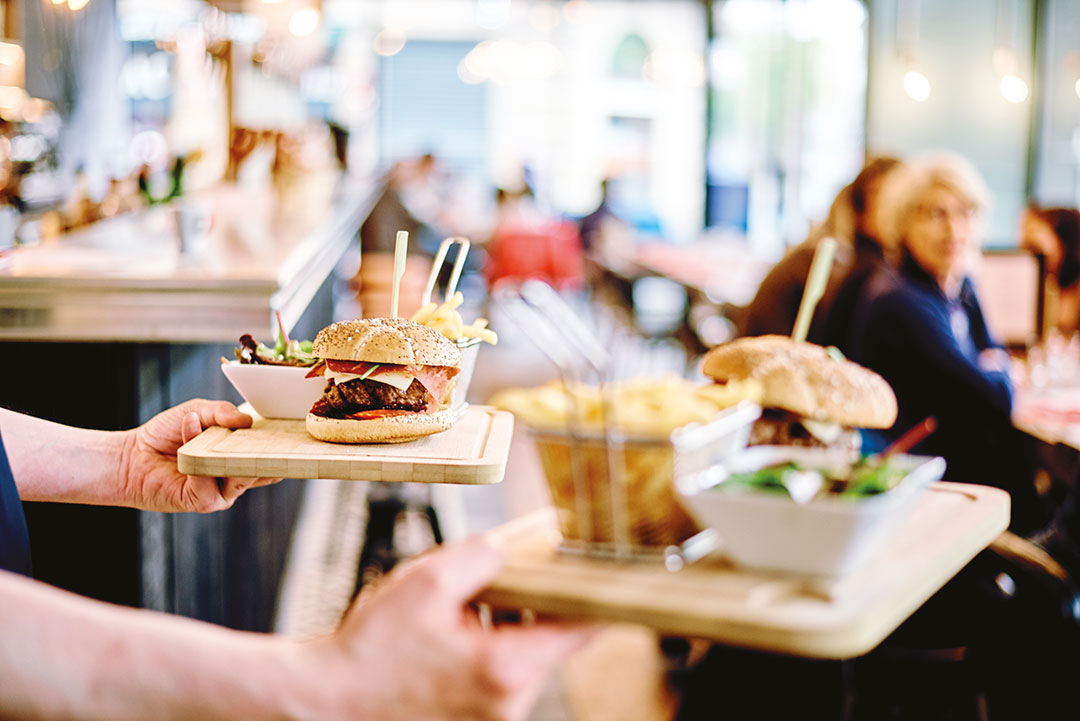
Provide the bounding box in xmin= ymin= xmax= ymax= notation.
xmin=0 ymin=408 xmax=128 ymax=505
xmin=0 ymin=571 xmax=306 ymax=721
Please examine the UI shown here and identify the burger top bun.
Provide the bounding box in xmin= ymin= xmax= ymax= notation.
xmin=702 ymin=335 xmax=897 ymax=429
xmin=306 ymin=408 xmax=457 ymax=444
xmin=313 ymin=317 xmax=461 ymax=367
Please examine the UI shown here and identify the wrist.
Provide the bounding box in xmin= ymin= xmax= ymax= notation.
xmin=267 ymin=635 xmax=378 ymax=721
xmin=110 ymin=428 xmax=139 ymax=507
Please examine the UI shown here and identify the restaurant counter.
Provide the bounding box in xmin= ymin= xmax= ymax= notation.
xmin=0 ymin=177 xmax=375 ymax=631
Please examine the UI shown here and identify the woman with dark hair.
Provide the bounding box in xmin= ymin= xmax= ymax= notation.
xmin=1020 ymin=205 xmax=1080 ymax=334
xmin=735 ymin=156 xmax=902 ymax=340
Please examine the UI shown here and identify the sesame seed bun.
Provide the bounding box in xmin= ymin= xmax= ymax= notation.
xmin=701 ymin=335 xmax=897 ymax=428
xmin=305 ymin=408 xmax=458 ymax=444
xmin=312 ymin=317 xmax=461 ymax=367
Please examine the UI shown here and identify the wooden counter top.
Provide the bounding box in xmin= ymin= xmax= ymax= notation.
xmin=0 ymin=177 xmax=376 ymax=342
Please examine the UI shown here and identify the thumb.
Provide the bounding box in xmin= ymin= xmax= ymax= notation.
xmin=181 ymin=411 xmax=204 ymax=444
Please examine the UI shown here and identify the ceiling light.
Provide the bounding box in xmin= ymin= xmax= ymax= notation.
xmin=374 ymin=30 xmax=406 ymax=57
xmin=903 ymin=69 xmax=930 ymax=101
xmin=1000 ymin=74 xmax=1028 ymax=103
xmin=288 ymin=8 xmax=320 ymax=37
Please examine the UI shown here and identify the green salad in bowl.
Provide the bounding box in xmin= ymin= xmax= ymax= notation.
xmin=720 ymin=456 xmax=910 ymax=503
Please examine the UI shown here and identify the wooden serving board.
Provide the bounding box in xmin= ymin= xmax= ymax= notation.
xmin=178 ymin=404 xmax=513 ymax=484
xmin=475 ymin=482 xmax=1010 ymax=659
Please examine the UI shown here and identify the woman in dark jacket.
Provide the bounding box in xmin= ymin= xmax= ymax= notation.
xmin=736 ymin=156 xmax=900 ymax=341
xmin=849 ymin=153 xmax=1047 ymax=534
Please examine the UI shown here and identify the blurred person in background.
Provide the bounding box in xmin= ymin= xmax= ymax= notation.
xmin=847 ymin=153 xmax=1048 ymax=535
xmin=484 ymin=184 xmax=584 ymax=292
xmin=734 ymin=156 xmax=901 ymax=341
xmin=360 ymin=153 xmax=453 ymax=255
xmin=0 ymin=401 xmax=593 ymax=721
xmin=355 ymin=154 xmax=446 ymax=319
xmin=1020 ymin=205 xmax=1080 ymax=335
xmin=579 ymin=177 xmax=618 ymax=254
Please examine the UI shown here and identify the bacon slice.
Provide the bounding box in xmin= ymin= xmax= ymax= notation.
xmin=411 ymin=366 xmax=459 ymax=405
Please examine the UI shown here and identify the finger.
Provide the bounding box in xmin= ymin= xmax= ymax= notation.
xmin=483 ymin=622 xmax=602 ymax=687
xmin=183 ymin=476 xmax=230 ymax=513
xmin=248 ymin=476 xmax=282 ymax=488
xmin=181 ymin=399 xmax=254 ymax=432
xmin=218 ymin=476 xmax=250 ymax=504
xmin=181 ymin=411 xmax=204 ymax=444
xmin=393 ymin=536 xmax=505 ymax=611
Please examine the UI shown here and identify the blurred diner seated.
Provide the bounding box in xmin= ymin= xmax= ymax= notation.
xmin=1020 ymin=204 xmax=1080 ymax=335
xmin=846 ymin=152 xmax=1049 ymax=535
xmin=733 ymin=156 xmax=901 ymax=344
xmin=354 ymin=155 xmax=455 ymax=317
xmin=484 ymin=185 xmax=584 ymax=291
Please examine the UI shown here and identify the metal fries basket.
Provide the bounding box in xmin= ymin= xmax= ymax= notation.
xmin=496 ymin=281 xmax=726 ymax=561
xmin=418 ymin=236 xmax=487 ymax=417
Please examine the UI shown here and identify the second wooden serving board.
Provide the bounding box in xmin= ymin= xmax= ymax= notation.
xmin=475 ymin=482 xmax=1010 ymax=659
xmin=178 ymin=404 xmax=514 ymax=484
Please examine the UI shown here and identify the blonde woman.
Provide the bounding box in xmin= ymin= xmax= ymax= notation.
xmin=849 ymin=152 xmax=1047 ymax=534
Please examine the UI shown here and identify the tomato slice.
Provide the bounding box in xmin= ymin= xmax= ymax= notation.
xmin=344 ymin=408 xmax=420 ymax=420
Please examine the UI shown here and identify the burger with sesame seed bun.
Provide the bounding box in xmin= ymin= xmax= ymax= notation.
xmin=304 ymin=318 xmax=462 ymax=443
xmin=701 ymin=335 xmax=897 ymax=452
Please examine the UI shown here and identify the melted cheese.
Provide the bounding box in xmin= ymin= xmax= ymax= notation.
xmin=326 ymin=369 xmax=414 ymax=391
xmin=801 ymin=419 xmax=843 ymax=444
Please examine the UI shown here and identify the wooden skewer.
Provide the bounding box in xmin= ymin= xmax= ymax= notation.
xmin=791 ymin=237 xmax=838 ymax=343
xmin=391 ymin=230 xmax=408 ymax=318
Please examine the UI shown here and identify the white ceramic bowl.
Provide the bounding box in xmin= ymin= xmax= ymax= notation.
xmin=676 ymin=445 xmax=946 ymax=577
xmin=222 ymin=338 xmax=482 ymax=421
xmin=220 ymin=362 xmax=326 ymax=420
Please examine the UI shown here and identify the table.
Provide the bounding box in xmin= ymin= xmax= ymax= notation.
xmin=476 ymin=482 xmax=1010 ymax=659
xmin=1013 ymin=384 xmax=1080 ymax=451
xmin=632 ymin=241 xmax=772 ymax=307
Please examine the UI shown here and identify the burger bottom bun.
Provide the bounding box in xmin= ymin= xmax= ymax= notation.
xmin=305 ymin=409 xmax=457 ymax=444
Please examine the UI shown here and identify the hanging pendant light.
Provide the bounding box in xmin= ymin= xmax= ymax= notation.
xmin=994 ymin=0 xmax=1028 ymax=104
xmin=896 ymin=0 xmax=930 ymax=102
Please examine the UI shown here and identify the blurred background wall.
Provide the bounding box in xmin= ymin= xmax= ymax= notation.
xmin=1 ymin=0 xmax=1078 ymax=256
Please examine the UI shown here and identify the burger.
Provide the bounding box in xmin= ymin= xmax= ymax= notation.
xmin=304 ymin=318 xmax=462 ymax=443
xmin=701 ymin=335 xmax=897 ymax=452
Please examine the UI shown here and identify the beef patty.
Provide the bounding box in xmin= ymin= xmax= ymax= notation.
xmin=749 ymin=413 xmax=862 ymax=452
xmin=321 ymin=377 xmax=431 ymax=415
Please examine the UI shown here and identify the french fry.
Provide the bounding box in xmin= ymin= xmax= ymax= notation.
xmin=410 ymin=290 xmax=498 ymax=345
xmin=411 ymin=302 xmax=438 ymax=326
xmin=492 ymin=375 xmax=759 ymax=438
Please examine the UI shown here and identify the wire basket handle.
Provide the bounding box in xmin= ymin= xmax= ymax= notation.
xmin=422 ymin=236 xmax=471 ymax=306
xmin=493 ymin=281 xmax=637 ymax=557
xmin=518 ymin=280 xmax=611 ymax=374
